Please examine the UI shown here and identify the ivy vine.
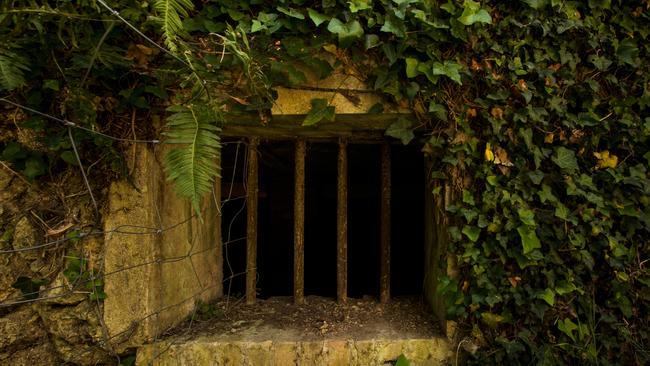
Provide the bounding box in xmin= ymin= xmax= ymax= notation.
xmin=1 ymin=0 xmax=649 ymax=364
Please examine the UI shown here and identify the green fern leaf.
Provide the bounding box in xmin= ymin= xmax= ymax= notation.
xmin=152 ymin=0 xmax=194 ymax=52
xmin=163 ymin=104 xmax=221 ymax=216
xmin=0 ymin=49 xmax=29 ymax=90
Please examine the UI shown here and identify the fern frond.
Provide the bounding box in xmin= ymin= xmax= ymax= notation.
xmin=0 ymin=49 xmax=30 ymax=91
xmin=163 ymin=104 xmax=221 ymax=216
xmin=152 ymin=0 xmax=193 ymax=53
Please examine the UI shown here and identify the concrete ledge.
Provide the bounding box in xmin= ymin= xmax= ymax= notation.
xmin=137 ymin=337 xmax=451 ymax=366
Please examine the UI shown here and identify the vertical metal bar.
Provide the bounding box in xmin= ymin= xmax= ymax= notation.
xmin=215 ymin=153 xmax=223 ymax=297
xmin=246 ymin=137 xmax=259 ymax=305
xmin=337 ymin=139 xmax=348 ymax=304
xmin=294 ymin=139 xmax=306 ymax=305
xmin=380 ymin=142 xmax=391 ymax=303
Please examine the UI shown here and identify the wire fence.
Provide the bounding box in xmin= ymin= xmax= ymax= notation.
xmin=0 ymin=3 xmax=256 ymax=364
xmin=0 ymin=129 xmax=254 ymax=365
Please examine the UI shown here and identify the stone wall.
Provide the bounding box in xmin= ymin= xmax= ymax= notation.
xmin=103 ymin=144 xmax=222 ymax=351
xmin=0 ymin=167 xmax=112 ymax=364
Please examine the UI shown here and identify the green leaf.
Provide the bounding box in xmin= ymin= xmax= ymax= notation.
xmin=517 ymin=208 xmax=536 ymax=226
xmin=458 ymin=0 xmax=492 ymax=26
xmin=551 ymin=147 xmax=578 ymax=174
xmin=60 ymin=151 xmax=79 ymax=166
xmin=43 ymin=79 xmax=59 ymax=91
xmin=462 ymin=189 xmax=475 ymax=205
xmin=462 ymin=225 xmax=481 ymax=242
xmin=395 ymin=354 xmax=410 ymax=366
xmin=385 ymin=118 xmax=415 ymax=145
xmin=277 ymin=7 xmax=305 ymax=19
xmin=432 ymin=61 xmax=462 ymax=84
xmin=163 ymin=104 xmax=221 ymax=216
xmin=152 ymin=0 xmax=194 ymax=52
xmin=0 ymin=49 xmax=30 ymax=90
xmin=303 ymin=98 xmax=335 ymax=126
xmin=523 ymin=0 xmax=548 ymax=9
xmin=364 ymin=34 xmax=381 ymax=49
xmin=589 ymin=55 xmax=612 ymax=71
xmin=307 ymin=8 xmax=329 ymax=26
xmin=381 ymin=16 xmax=407 ymax=37
xmin=558 ymin=318 xmax=578 ymax=342
xmin=617 ymin=38 xmax=638 ymax=65
xmin=327 ymin=19 xmax=364 ymax=47
xmin=537 ymin=288 xmax=555 ymax=306
xmin=348 ymin=0 xmax=373 ymax=12
xmin=517 ymin=225 xmax=541 ymax=254
xmin=23 ymin=156 xmax=46 ymax=180
xmin=405 ymin=58 xmax=419 ymax=78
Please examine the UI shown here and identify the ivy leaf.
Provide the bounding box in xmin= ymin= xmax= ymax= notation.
xmin=381 ymin=16 xmax=407 ymax=37
xmin=432 ymin=61 xmax=463 ymax=85
xmin=552 ymin=147 xmax=578 ymax=174
xmin=462 ymin=225 xmax=481 ymax=242
xmin=458 ymin=0 xmax=492 ymax=26
xmin=616 ymin=38 xmax=638 ymax=66
xmin=307 ymin=8 xmax=329 ymax=26
xmin=558 ymin=318 xmax=578 ymax=342
xmin=277 ymin=7 xmax=305 ymax=19
xmin=303 ymin=98 xmax=335 ymax=126
xmin=537 ymin=288 xmax=555 ymax=306
xmin=385 ymin=118 xmax=415 ymax=145
xmin=365 ymin=34 xmax=381 ymax=49
xmin=327 ymin=19 xmax=364 ymax=47
xmin=517 ymin=208 xmax=536 ymax=226
xmin=348 ymin=0 xmax=372 ymax=13
xmin=60 ymin=151 xmax=79 ymax=166
xmin=523 ymin=0 xmax=548 ymax=9
xmin=589 ymin=55 xmax=612 ymax=71
xmin=405 ymin=58 xmax=419 ymax=78
xmin=517 ymin=225 xmax=541 ymax=254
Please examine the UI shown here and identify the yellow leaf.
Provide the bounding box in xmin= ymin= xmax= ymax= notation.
xmin=544 ymin=133 xmax=554 ymax=144
xmin=322 ymin=43 xmax=338 ymax=54
xmin=485 ymin=143 xmax=494 ymax=162
xmin=594 ymin=150 xmax=618 ymax=169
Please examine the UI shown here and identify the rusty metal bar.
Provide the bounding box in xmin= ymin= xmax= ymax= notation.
xmin=337 ymin=139 xmax=348 ymax=304
xmin=294 ymin=139 xmax=306 ymax=305
xmin=246 ymin=137 xmax=259 ymax=305
xmin=380 ymin=142 xmax=391 ymax=303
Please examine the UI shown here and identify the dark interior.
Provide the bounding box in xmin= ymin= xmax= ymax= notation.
xmin=221 ymin=140 xmax=424 ymax=300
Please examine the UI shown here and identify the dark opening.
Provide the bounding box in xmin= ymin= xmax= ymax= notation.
xmin=221 ymin=140 xmax=424 ymax=300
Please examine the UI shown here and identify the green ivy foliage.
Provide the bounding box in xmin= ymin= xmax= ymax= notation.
xmin=2 ymin=0 xmax=650 ymax=364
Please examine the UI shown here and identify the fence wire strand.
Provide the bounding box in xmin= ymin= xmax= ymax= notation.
xmin=1 ymin=132 xmax=255 ymax=364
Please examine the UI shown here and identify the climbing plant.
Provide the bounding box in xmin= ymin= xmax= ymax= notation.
xmin=1 ymin=0 xmax=650 ymax=364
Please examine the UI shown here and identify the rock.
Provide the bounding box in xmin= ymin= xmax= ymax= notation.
xmin=0 ymin=307 xmax=47 ymax=350
xmin=0 ymin=251 xmax=34 ymax=302
xmin=12 ymin=216 xmax=40 ymax=260
xmin=42 ymin=272 xmax=87 ymax=305
xmin=37 ymin=301 xmax=113 ymax=365
xmin=0 ymin=341 xmax=59 ymax=366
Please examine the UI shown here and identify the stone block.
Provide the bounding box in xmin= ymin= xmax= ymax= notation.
xmin=103 ymin=144 xmax=221 ymax=350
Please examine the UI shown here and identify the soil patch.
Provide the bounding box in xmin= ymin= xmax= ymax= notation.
xmin=164 ymin=296 xmax=441 ymax=342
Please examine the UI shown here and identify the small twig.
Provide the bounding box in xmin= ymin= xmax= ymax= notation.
xmin=67 ymin=127 xmax=98 ymax=211
xmin=0 ymin=161 xmax=31 ymax=186
xmin=30 ymin=210 xmax=53 ymax=231
xmin=81 ymin=21 xmax=116 ymax=88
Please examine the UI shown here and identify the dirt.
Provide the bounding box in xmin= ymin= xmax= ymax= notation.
xmin=165 ymin=295 xmax=441 ymax=342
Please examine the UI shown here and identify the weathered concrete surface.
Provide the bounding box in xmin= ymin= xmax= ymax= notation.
xmin=137 ymin=336 xmax=451 ymax=366
xmin=103 ymin=144 xmax=222 ymax=350
xmin=271 ymin=69 xmax=408 ymax=115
